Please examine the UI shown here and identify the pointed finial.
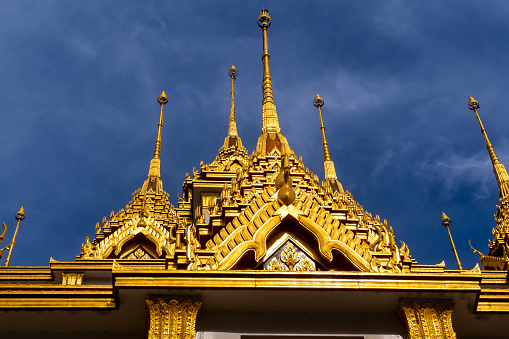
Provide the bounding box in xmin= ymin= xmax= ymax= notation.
xmin=158 ymin=90 xmax=168 ymax=105
xmin=257 ymin=8 xmax=271 ymax=28
xmin=228 ymin=65 xmax=237 ymax=80
xmin=468 ymin=95 xmax=479 ymax=110
xmin=313 ymin=93 xmax=324 ymax=107
xmin=15 ymin=206 xmax=25 ymax=221
xmin=441 ymin=211 xmax=451 ymax=227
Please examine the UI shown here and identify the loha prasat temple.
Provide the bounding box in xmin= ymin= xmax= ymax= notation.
xmin=1 ymin=8 xmax=509 ymax=339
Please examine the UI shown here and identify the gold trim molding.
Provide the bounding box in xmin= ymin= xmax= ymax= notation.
xmin=398 ymin=301 xmax=456 ymax=339
xmin=146 ymin=298 xmax=202 ymax=339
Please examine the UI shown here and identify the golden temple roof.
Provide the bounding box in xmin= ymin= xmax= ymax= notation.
xmin=77 ymin=8 xmax=415 ymax=273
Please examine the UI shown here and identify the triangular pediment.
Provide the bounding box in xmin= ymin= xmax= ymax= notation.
xmin=121 ymin=245 xmax=156 ymax=259
xmin=78 ymin=189 xmax=177 ymax=260
xmin=263 ymin=239 xmax=317 ymax=271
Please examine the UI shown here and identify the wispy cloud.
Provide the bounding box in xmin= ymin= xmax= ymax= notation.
xmin=418 ymin=151 xmax=495 ymax=200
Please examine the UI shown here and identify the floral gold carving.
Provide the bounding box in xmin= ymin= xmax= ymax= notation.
xmin=146 ymin=298 xmax=202 ymax=339
xmin=125 ymin=246 xmax=152 ymax=259
xmin=280 ymin=242 xmax=300 ymax=270
xmin=398 ymin=302 xmax=456 ymax=339
xmin=266 ymin=257 xmax=285 ymax=271
xmin=295 ymin=257 xmax=315 ymax=271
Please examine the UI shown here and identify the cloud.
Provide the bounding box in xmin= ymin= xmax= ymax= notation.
xmin=418 ymin=151 xmax=495 ymax=200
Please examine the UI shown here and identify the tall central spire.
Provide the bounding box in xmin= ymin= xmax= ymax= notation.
xmin=255 ymin=9 xmax=291 ymax=157
xmin=142 ymin=91 xmax=168 ymax=193
xmin=258 ymin=8 xmax=280 ymax=133
xmin=228 ymin=65 xmax=238 ymax=137
xmin=468 ymin=96 xmax=509 ymax=201
xmin=314 ymin=94 xmax=344 ymax=193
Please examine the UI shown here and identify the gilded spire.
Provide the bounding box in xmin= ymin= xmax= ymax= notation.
xmin=228 ymin=65 xmax=238 ymax=137
xmin=314 ymin=94 xmax=331 ymax=162
xmin=468 ymin=96 xmax=509 ymax=201
xmin=313 ymin=94 xmax=344 ymax=193
xmin=217 ymin=66 xmax=247 ymax=160
xmin=3 ymin=205 xmax=25 ymax=267
xmin=148 ymin=91 xmax=168 ymax=179
xmin=254 ymin=9 xmax=291 ymax=157
xmin=440 ymin=211 xmax=463 ymax=270
xmin=257 ymin=8 xmax=280 ymax=133
xmin=141 ymin=91 xmax=168 ymax=194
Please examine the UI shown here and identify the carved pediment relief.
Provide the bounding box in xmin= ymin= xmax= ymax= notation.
xmin=122 ymin=245 xmax=155 ymax=259
xmin=264 ymin=240 xmax=316 ymax=271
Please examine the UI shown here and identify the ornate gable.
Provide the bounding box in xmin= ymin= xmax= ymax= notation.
xmin=78 ymin=188 xmax=177 ymax=260
xmin=202 ymin=181 xmax=411 ymax=273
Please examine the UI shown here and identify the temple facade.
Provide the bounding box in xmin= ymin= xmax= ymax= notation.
xmin=1 ymin=8 xmax=509 ymax=339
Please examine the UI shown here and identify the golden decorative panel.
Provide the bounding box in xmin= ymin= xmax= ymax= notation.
xmin=200 ymin=193 xmax=220 ymax=212
xmin=266 ymin=257 xmax=285 ymax=271
xmin=264 ymin=241 xmax=316 ymax=271
xmin=146 ymin=299 xmax=202 ymax=339
xmin=295 ymin=257 xmax=315 ymax=271
xmin=280 ymin=242 xmax=300 ymax=270
xmin=125 ymin=246 xmax=153 ymax=259
xmin=61 ymin=273 xmax=84 ymax=286
xmin=398 ymin=302 xmax=456 ymax=339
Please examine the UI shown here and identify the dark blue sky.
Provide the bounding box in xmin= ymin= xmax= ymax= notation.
xmin=1 ymin=1 xmax=509 ymax=269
